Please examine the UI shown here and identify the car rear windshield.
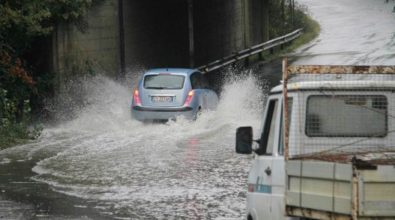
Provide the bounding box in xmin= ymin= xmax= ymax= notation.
xmin=306 ymin=95 xmax=388 ymax=137
xmin=144 ymin=74 xmax=185 ymax=89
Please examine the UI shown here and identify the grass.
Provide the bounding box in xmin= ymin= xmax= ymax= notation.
xmin=286 ymin=14 xmax=321 ymax=52
xmin=0 ymin=123 xmax=41 ymax=150
xmin=0 ymin=126 xmax=30 ymax=150
xmin=257 ymin=10 xmax=321 ymax=62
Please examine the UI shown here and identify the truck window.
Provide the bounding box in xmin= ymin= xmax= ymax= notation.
xmin=306 ymin=95 xmax=388 ymax=137
xmin=257 ymin=99 xmax=278 ymax=155
xmin=279 ymin=98 xmax=293 ymax=155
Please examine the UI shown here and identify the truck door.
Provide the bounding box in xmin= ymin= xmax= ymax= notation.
xmin=248 ymin=98 xmax=280 ymax=219
xmin=251 ymin=97 xmax=294 ymax=220
xmin=271 ymin=97 xmax=293 ymax=220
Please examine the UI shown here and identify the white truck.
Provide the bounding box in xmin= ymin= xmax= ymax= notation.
xmin=235 ymin=59 xmax=395 ymax=220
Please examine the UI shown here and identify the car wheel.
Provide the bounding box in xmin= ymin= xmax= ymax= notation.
xmin=193 ymin=107 xmax=202 ymax=120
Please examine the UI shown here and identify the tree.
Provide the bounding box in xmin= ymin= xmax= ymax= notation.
xmin=0 ymin=0 xmax=102 ymax=147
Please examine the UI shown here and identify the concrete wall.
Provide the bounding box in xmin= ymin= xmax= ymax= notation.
xmin=193 ymin=0 xmax=245 ymax=67
xmin=51 ymin=0 xmax=270 ymax=78
xmin=52 ymin=0 xmax=120 ymax=79
xmin=122 ymin=0 xmax=190 ymax=68
xmin=122 ymin=0 xmax=268 ymax=69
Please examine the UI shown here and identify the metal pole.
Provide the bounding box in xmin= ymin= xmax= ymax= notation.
xmin=263 ymin=0 xmax=270 ymax=42
xmin=118 ymin=0 xmax=126 ymax=79
xmin=351 ymin=165 xmax=359 ymax=220
xmin=243 ymin=0 xmax=251 ymax=48
xmin=198 ymin=29 xmax=302 ymax=73
xmin=292 ymin=0 xmax=295 ymax=28
xmin=283 ymin=57 xmax=290 ymax=161
xmin=188 ymin=0 xmax=195 ymax=68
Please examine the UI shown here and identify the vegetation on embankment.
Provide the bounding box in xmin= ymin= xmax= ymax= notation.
xmin=257 ymin=2 xmax=321 ymax=62
xmin=285 ymin=6 xmax=320 ymax=53
xmin=0 ymin=0 xmax=103 ymax=149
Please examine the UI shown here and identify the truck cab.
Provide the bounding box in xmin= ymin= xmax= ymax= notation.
xmin=236 ymin=86 xmax=295 ymax=220
xmin=236 ymin=61 xmax=395 ymax=220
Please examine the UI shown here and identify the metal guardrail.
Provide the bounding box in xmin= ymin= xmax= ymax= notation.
xmin=198 ymin=28 xmax=303 ymax=73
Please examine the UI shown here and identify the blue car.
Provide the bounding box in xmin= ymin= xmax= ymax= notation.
xmin=131 ymin=68 xmax=218 ymax=122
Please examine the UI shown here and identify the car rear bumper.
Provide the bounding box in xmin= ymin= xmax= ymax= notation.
xmin=131 ymin=105 xmax=195 ymax=121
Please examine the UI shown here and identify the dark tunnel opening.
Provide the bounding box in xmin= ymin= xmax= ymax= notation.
xmin=193 ymin=0 xmax=245 ymax=67
xmin=121 ymin=0 xmax=271 ymax=95
xmin=123 ymin=0 xmax=190 ymax=68
xmin=122 ymin=0 xmax=249 ymax=70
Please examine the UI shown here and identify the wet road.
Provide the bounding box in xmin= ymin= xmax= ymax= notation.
xmin=1 ymin=0 xmax=395 ymax=219
xmin=293 ymin=0 xmax=395 ymax=65
xmin=0 ymin=75 xmax=264 ymax=219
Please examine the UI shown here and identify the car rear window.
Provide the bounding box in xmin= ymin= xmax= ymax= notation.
xmin=144 ymin=74 xmax=185 ymax=89
xmin=306 ymin=95 xmax=388 ymax=137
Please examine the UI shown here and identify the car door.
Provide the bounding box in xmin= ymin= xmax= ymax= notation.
xmin=200 ymin=74 xmax=211 ymax=108
xmin=190 ymin=72 xmax=206 ymax=108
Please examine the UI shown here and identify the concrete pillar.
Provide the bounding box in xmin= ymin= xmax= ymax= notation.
xmin=243 ymin=0 xmax=252 ymax=48
xmin=263 ymin=0 xmax=270 ymax=41
xmin=188 ymin=0 xmax=195 ymax=68
xmin=118 ymin=0 xmax=125 ymax=79
xmin=51 ymin=0 xmax=120 ymax=79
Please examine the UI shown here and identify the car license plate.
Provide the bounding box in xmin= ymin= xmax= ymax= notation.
xmin=151 ymin=96 xmax=173 ymax=103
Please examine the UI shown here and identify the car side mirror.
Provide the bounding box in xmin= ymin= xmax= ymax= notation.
xmin=235 ymin=126 xmax=253 ymax=154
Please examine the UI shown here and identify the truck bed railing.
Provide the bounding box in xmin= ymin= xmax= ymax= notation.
xmin=281 ymin=58 xmax=395 ymax=161
xmin=287 ymin=65 xmax=395 ymax=75
xmin=282 ymin=59 xmax=395 ymax=220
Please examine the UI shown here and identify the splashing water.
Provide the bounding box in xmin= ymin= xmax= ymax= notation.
xmin=0 ymin=70 xmax=266 ymax=219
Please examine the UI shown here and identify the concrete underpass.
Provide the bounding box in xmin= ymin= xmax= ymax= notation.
xmin=51 ymin=0 xmax=270 ymax=78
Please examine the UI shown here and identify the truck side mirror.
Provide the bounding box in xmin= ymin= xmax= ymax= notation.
xmin=236 ymin=126 xmax=253 ymax=154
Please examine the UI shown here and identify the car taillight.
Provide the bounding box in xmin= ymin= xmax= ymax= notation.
xmin=248 ymin=183 xmax=255 ymax=192
xmin=183 ymin=90 xmax=194 ymax=106
xmin=133 ymin=89 xmax=142 ymax=106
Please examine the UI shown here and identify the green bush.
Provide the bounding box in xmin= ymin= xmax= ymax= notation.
xmin=0 ymin=47 xmax=41 ymax=149
xmin=268 ymin=1 xmax=320 ymax=39
xmin=257 ymin=2 xmax=320 ymax=62
xmin=286 ymin=3 xmax=321 ymax=51
xmin=0 ymin=89 xmax=41 ymax=149
xmin=0 ymin=0 xmax=102 ymax=149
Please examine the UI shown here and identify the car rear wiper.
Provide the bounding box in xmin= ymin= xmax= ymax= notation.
xmin=146 ymin=86 xmax=166 ymax=89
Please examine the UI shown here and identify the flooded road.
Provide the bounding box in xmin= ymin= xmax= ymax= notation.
xmin=294 ymin=0 xmax=395 ymax=65
xmin=0 ymin=75 xmax=265 ymax=219
xmin=1 ymin=0 xmax=395 ymax=219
